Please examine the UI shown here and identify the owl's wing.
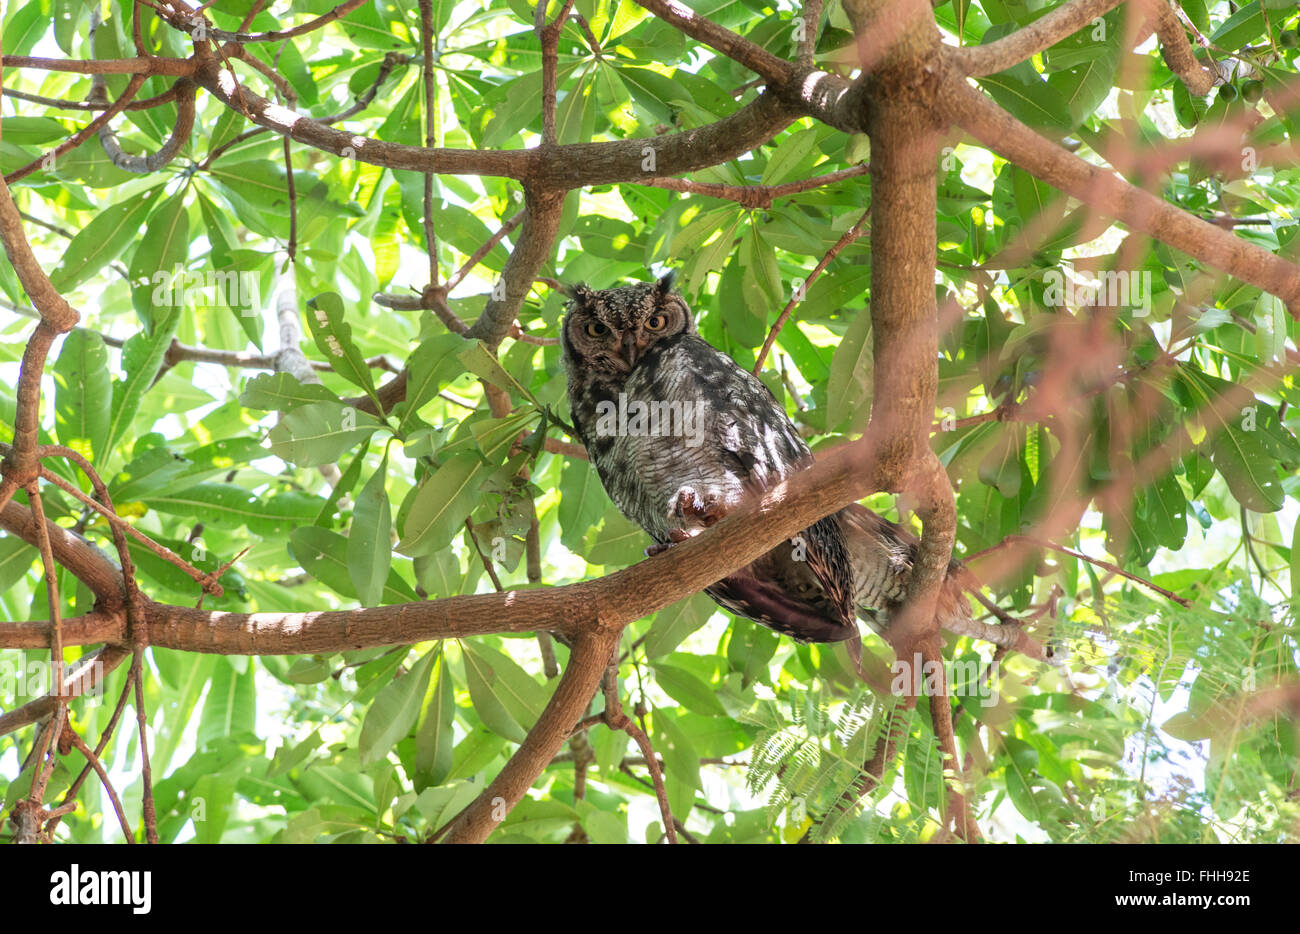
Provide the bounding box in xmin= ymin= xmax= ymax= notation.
xmin=691 ymin=345 xmax=859 ymax=641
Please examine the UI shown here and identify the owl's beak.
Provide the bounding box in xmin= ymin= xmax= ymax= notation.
xmin=621 ymin=330 xmax=639 ymax=369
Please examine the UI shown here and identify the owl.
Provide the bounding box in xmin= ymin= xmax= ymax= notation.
xmin=560 ymin=272 xmax=971 ymax=645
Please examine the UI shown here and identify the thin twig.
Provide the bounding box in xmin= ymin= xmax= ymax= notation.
xmin=966 ymin=535 xmax=1192 ymax=607
xmin=65 ymin=727 xmax=135 ymax=843
xmin=753 ymin=206 xmax=870 ymax=373
xmin=600 ymin=664 xmax=676 ymax=843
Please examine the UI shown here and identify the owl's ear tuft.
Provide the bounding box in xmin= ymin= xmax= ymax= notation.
xmin=654 ymin=270 xmax=677 ymax=301
xmin=564 ymin=282 xmax=594 ymax=307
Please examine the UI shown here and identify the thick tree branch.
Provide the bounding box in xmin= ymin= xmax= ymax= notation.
xmin=1141 ymin=0 xmax=1214 ymax=96
xmin=640 ymin=164 xmax=868 ymax=210
xmin=0 ymin=499 xmax=129 ymax=604
xmin=442 ymin=629 xmax=619 ymax=844
xmin=942 ymin=76 xmax=1300 ymax=315
xmin=5 ymin=74 xmax=149 ymax=183
xmin=0 ymin=55 xmax=196 ymax=76
xmin=632 ymin=0 xmax=797 ymax=83
xmin=191 ymin=48 xmax=800 ymax=187
xmin=190 ymin=50 xmax=532 ymax=179
xmin=92 ymin=78 xmax=196 ymax=173
xmin=946 ymin=0 xmax=1127 ymax=77
xmin=465 ymin=189 xmax=565 ymax=348
xmin=2 ymin=435 xmax=886 ymax=655
xmin=526 ymin=91 xmax=801 ymax=188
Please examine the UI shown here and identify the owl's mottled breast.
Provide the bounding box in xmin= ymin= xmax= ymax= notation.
xmin=568 ymin=332 xmax=808 ymax=540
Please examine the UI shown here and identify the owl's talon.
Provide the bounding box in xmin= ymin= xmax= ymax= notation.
xmin=645 ymin=527 xmax=694 ymax=557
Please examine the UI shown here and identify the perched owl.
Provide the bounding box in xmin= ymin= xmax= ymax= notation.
xmin=561 ymin=272 xmax=971 ymax=645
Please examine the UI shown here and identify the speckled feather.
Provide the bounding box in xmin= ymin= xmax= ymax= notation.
xmin=561 ymin=275 xmax=861 ymax=642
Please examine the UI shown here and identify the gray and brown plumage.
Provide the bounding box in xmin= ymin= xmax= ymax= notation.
xmin=560 ymin=272 xmax=971 ymax=644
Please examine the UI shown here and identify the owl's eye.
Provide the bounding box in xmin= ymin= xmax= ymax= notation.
xmin=644 ymin=314 xmax=668 ymax=332
xmin=585 ymin=321 xmax=609 ymax=337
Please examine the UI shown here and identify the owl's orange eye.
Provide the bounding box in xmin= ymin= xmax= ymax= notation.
xmin=585 ymin=321 xmax=608 ymax=337
xmin=644 ymin=314 xmax=668 ymax=331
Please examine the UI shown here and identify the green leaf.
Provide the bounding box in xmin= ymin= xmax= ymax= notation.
xmin=197 ymin=659 xmax=257 ymax=748
xmin=463 ymin=643 xmax=527 ymax=743
xmin=644 ymin=593 xmax=714 ymax=659
xmin=462 ymin=642 xmax=547 ymax=727
xmin=415 ymin=653 xmax=457 ymax=788
xmin=395 ymin=453 xmax=488 ymax=557
xmin=1178 ymin=368 xmax=1285 ymax=511
xmin=1211 ymin=424 xmax=1284 ymax=511
xmin=49 ymin=186 xmax=162 ymax=292
xmin=978 ymin=424 xmax=1022 ymax=499
xmin=267 ymin=401 xmax=382 ymax=467
xmin=240 ymin=372 xmax=341 ymax=412
xmin=977 ymin=72 xmax=1072 ymax=134
xmin=348 ymin=451 xmax=392 ymax=607
xmin=304 ymin=292 xmax=380 ymax=405
xmin=106 ymin=306 xmax=180 ymax=456
xmin=655 ymin=712 xmax=700 ymax=820
xmin=653 ymin=662 xmax=727 ymax=716
xmin=359 ymin=647 xmax=436 ymax=765
xmin=1290 ymin=512 xmax=1300 ymax=604
xmin=1209 ymin=1 xmax=1263 ymax=51
xmin=456 ymin=340 xmax=536 ymax=404
xmin=1144 ymin=471 xmax=1188 ymax=550
xmin=289 ymin=526 xmax=417 ymax=603
xmin=761 ymin=127 xmax=818 ymax=186
xmin=558 ymin=458 xmax=607 ymax=552
xmin=399 ymin=332 xmax=469 ymax=434
xmin=1000 ymin=734 xmax=1041 ymax=822
xmin=0 ymin=534 xmax=33 ymax=593
xmin=4 ymin=0 xmax=53 ymax=57
xmin=53 ymin=329 xmax=111 ymax=464
xmin=1172 ymin=79 xmax=1210 ymax=129
xmin=128 ymin=193 xmax=191 ymax=309
xmin=825 ymin=309 xmax=872 ymax=433
xmin=583 ymin=511 xmax=647 ymax=567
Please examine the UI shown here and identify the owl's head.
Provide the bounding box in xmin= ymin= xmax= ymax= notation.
xmin=560 ymin=271 xmax=695 ymax=377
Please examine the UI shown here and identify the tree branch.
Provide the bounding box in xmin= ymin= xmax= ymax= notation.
xmin=465 ymin=188 xmax=565 ymax=348
xmin=942 ymin=76 xmax=1300 ymax=315
xmin=1141 ymin=0 xmax=1214 ymax=96
xmin=946 ymin=0 xmax=1127 ymax=77
xmin=632 ymin=0 xmax=797 ymax=83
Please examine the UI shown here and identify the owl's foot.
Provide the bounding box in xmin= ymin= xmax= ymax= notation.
xmin=644 ymin=527 xmax=694 ymax=557
xmin=671 ymin=487 xmax=725 ymax=528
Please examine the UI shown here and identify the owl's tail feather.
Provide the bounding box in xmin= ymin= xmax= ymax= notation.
xmin=838 ymin=503 xmax=996 ymax=639
xmin=838 ymin=504 xmax=1059 ymax=664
